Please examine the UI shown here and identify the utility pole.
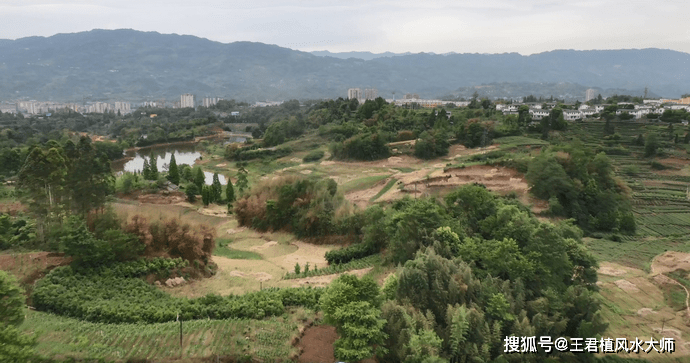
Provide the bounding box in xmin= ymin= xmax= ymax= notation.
xmin=177 ymin=313 xmax=183 ymax=358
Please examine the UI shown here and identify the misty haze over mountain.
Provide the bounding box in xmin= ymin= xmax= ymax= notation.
xmin=0 ymin=29 xmax=687 ymax=103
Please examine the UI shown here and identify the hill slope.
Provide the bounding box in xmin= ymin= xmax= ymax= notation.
xmin=0 ymin=29 xmax=688 ymax=101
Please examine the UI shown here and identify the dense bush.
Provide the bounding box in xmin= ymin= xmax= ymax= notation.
xmin=526 ymin=144 xmax=636 ymax=233
xmin=235 ymin=176 xmax=356 ymax=239
xmin=413 ymin=129 xmax=450 ymax=159
xmin=224 ymin=144 xmax=292 ymax=161
xmin=32 ymin=262 xmax=323 ymax=324
xmin=330 ymin=132 xmax=390 ymax=161
xmin=302 ymin=150 xmax=325 ymax=162
xmin=325 ymin=243 xmax=377 ymax=265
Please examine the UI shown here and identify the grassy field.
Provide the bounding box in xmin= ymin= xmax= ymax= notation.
xmin=20 ymin=308 xmax=310 ymax=361
xmin=339 ymin=174 xmax=391 ymax=194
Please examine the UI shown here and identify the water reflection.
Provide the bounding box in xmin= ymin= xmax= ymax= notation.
xmin=112 ymin=145 xmax=226 ymax=185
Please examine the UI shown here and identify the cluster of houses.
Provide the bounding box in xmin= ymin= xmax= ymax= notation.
xmin=496 ymin=99 xmax=690 ymax=121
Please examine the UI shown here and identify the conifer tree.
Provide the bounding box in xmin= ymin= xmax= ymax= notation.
xmin=225 ymin=178 xmax=235 ymax=203
xmin=211 ymin=173 xmax=222 ymax=203
xmin=167 ymin=153 xmax=180 ymax=185
xmin=201 ymin=185 xmax=210 ymax=206
xmin=148 ymin=153 xmax=159 ymax=180
xmin=142 ymin=158 xmax=151 ymax=180
xmin=193 ymin=167 xmax=205 ymax=191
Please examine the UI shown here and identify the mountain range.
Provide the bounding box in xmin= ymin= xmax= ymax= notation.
xmin=0 ymin=29 xmax=688 ymax=103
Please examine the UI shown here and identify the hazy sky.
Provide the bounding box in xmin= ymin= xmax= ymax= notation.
xmin=1 ymin=0 xmax=688 ymax=55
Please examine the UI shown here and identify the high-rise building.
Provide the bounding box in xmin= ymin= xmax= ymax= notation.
xmin=201 ymin=97 xmax=222 ymax=108
xmin=88 ymin=102 xmax=110 ymax=113
xmin=585 ymin=89 xmax=596 ymax=102
xmin=114 ymin=102 xmax=131 ymax=115
xmin=347 ymin=88 xmax=362 ymax=100
xmin=181 ymin=94 xmax=196 ymax=108
xmin=364 ymin=88 xmax=378 ymax=100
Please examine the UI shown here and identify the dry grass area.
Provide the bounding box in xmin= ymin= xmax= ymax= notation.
xmin=344 ymin=164 xmax=531 ymax=210
xmin=597 ymin=256 xmax=690 ymax=361
xmin=652 ymin=251 xmax=690 ymax=275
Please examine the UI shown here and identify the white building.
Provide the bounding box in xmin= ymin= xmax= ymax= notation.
xmin=113 ymin=102 xmax=131 ymax=115
xmin=563 ymin=110 xmax=583 ymax=121
xmin=529 ymin=108 xmax=550 ymax=120
xmin=364 ymin=88 xmax=378 ymax=100
xmin=88 ymin=102 xmax=110 ymax=113
xmin=585 ymin=89 xmax=596 ymax=102
xmin=347 ymin=88 xmax=362 ymax=100
xmin=201 ymin=97 xmax=222 ymax=108
xmin=181 ymin=94 xmax=196 ymax=108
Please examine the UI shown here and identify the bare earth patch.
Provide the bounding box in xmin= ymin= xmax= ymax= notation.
xmin=651 ymin=251 xmax=690 ymax=275
xmin=614 ymin=279 xmax=641 ymax=293
xmin=268 ymin=241 xmax=338 ymax=271
xmin=249 ymin=241 xmax=278 ymax=251
xmin=599 ymin=262 xmax=633 ymax=277
xmin=298 ymin=325 xmax=337 ymax=363
xmin=196 ymin=204 xmax=229 ymax=217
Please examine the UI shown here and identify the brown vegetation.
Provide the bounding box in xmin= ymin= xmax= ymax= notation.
xmin=123 ymin=215 xmax=216 ymax=265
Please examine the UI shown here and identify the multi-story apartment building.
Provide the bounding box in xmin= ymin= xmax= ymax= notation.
xmin=347 ymin=88 xmax=362 ymax=100
xmin=180 ymin=94 xmax=196 ymax=108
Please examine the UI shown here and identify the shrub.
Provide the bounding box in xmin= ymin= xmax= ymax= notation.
xmin=325 ymin=243 xmax=377 ymax=265
xmin=303 ymin=150 xmax=325 ymax=162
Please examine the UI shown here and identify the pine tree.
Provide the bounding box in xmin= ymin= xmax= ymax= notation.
xmin=142 ymin=158 xmax=151 ymax=180
xmin=236 ymin=163 xmax=248 ymax=194
xmin=193 ymin=167 xmax=205 ymax=191
xmin=225 ymin=178 xmax=235 ymax=203
xmin=201 ymin=185 xmax=210 ymax=206
xmin=211 ymin=173 xmax=222 ymax=203
xmin=148 ymin=153 xmax=159 ymax=180
xmin=167 ymin=153 xmax=180 ymax=185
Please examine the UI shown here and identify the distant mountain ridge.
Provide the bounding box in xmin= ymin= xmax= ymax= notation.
xmin=0 ymin=29 xmax=688 ymax=102
xmin=310 ymin=50 xmax=412 ymax=60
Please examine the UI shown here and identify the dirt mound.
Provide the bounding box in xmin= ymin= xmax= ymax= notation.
xmin=637 ymin=308 xmax=658 ymax=317
xmin=226 ymin=227 xmax=247 ymax=234
xmin=250 ymin=241 xmax=278 ymax=251
xmin=197 ymin=204 xmax=229 ymax=217
xmin=298 ymin=325 xmax=337 ymax=363
xmin=651 ymin=251 xmax=690 ymax=275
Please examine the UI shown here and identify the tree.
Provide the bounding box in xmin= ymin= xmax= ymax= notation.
xmin=321 ymin=275 xmax=386 ymax=361
xmin=185 ymin=183 xmax=199 ymax=202
xmin=201 ymin=185 xmax=211 ymax=206
xmin=60 ymin=216 xmax=113 ymax=267
xmin=236 ymin=163 xmax=249 ymax=194
xmin=0 ymin=271 xmax=24 ymax=327
xmin=211 ymin=173 xmax=222 ymax=203
xmin=167 ymin=153 xmax=180 ymax=185
xmin=148 ymin=152 xmax=159 ymax=180
xmin=0 ymin=271 xmax=36 ymax=363
xmin=603 ymin=119 xmax=615 ymax=136
xmin=645 ymin=133 xmax=659 ymax=157
xmin=142 ymin=158 xmax=151 ymax=180
xmin=193 ymin=167 xmax=205 ymax=192
xmin=225 ymin=179 xmax=235 ymax=203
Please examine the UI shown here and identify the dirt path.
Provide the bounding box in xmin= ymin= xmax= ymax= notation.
xmin=298 ymin=325 xmax=337 ymax=363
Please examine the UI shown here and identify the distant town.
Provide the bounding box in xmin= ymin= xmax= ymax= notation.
xmin=1 ymin=89 xmax=689 ymax=122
